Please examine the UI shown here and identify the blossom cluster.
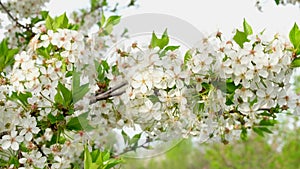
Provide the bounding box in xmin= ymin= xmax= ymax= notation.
xmin=0 ymin=1 xmax=299 ymax=168
xmin=1 ymin=21 xmax=300 ymax=167
xmin=0 ymin=27 xmax=93 ymax=168
xmin=101 ymin=32 xmax=299 ymax=144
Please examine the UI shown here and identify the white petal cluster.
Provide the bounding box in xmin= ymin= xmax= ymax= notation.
xmin=0 ymin=21 xmax=299 ymax=167
xmin=98 ymin=31 xmax=299 ymax=144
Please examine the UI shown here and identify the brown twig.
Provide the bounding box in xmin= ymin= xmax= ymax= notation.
xmin=33 ymin=140 xmax=47 ymax=157
xmin=89 ymin=81 xmax=128 ymax=104
xmin=0 ymin=1 xmax=31 ymax=31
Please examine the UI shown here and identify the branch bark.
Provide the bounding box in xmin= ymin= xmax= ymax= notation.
xmin=0 ymin=1 xmax=31 ymax=31
xmin=89 ymin=81 xmax=128 ymax=104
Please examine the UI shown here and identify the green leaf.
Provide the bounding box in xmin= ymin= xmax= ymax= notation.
xmin=291 ymin=57 xmax=300 ymax=68
xmin=47 ymin=113 xmax=56 ymax=124
xmin=233 ymin=29 xmax=249 ymax=48
xmin=259 ymin=127 xmax=273 ymax=134
xmin=72 ymin=71 xmax=90 ymax=103
xmin=105 ymin=159 xmax=123 ymax=169
xmin=0 ymin=39 xmax=18 ymax=72
xmin=41 ymin=11 xmax=49 ymax=19
xmin=100 ymin=13 xmax=106 ymax=27
xmin=225 ymin=93 xmax=234 ymax=106
xmin=5 ymin=49 xmax=18 ymax=65
xmin=84 ymin=145 xmax=93 ymax=169
xmin=226 ymin=79 xmax=241 ymax=94
xmin=66 ymin=112 xmax=94 ymax=131
xmin=164 ymin=45 xmax=180 ymax=51
xmin=150 ymin=29 xmax=169 ymax=49
xmin=121 ymin=130 xmax=130 ymax=144
xmin=103 ymin=24 xmax=114 ymax=35
xmin=101 ymin=0 xmax=107 ymax=6
xmin=160 ymin=45 xmax=180 ymax=57
xmin=259 ymin=119 xmax=277 ymax=126
xmin=129 ymin=133 xmax=142 ymax=145
xmin=275 ymin=0 xmax=280 ymax=5
xmin=289 ymin=23 xmax=300 ymax=51
xmin=45 ymin=13 xmax=70 ymax=30
xmin=47 ymin=113 xmax=65 ymax=124
xmin=58 ymin=82 xmax=72 ymax=106
xmin=54 ymin=13 xmax=69 ymax=29
xmin=253 ymin=127 xmax=264 ymax=137
xmin=95 ymin=60 xmax=110 ymax=83
xmin=37 ymin=46 xmax=51 ymax=59
xmin=91 ymin=150 xmax=102 ymax=164
xmin=240 ymin=127 xmax=248 ymax=141
xmin=128 ymin=0 xmax=136 ymax=7
xmin=0 ymin=38 xmax=8 ymax=55
xmin=45 ymin=15 xmax=54 ymax=30
xmin=54 ymin=90 xmax=64 ymax=105
xmin=10 ymin=92 xmax=32 ymax=107
xmin=98 ymin=15 xmax=120 ymax=35
xmin=73 ymin=83 xmax=89 ymax=103
xmin=243 ymin=18 xmax=253 ymax=35
xmin=184 ymin=50 xmax=192 ymax=64
xmin=105 ymin=15 xmax=121 ymax=26
xmin=91 ymin=0 xmax=99 ymax=10
xmin=102 ymin=151 xmax=110 ymax=161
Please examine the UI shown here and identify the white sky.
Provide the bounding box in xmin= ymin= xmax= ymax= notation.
xmin=0 ymin=0 xmax=299 ymax=40
xmin=46 ymin=0 xmax=300 ymax=36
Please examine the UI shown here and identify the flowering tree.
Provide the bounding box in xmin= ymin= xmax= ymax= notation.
xmin=0 ymin=0 xmax=299 ymax=168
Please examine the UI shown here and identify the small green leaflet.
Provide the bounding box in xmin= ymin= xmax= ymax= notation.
xmin=45 ymin=13 xmax=77 ymax=31
xmin=184 ymin=50 xmax=192 ymax=64
xmin=240 ymin=127 xmax=248 ymax=141
xmin=9 ymin=92 xmax=32 ymax=107
xmin=259 ymin=119 xmax=277 ymax=126
xmin=106 ymin=16 xmax=121 ymax=26
xmin=160 ymin=45 xmax=180 ymax=57
xmin=233 ymin=19 xmax=253 ymax=48
xmin=36 ymin=46 xmax=52 ymax=59
xmin=72 ymin=71 xmax=90 ymax=103
xmin=150 ymin=29 xmax=169 ymax=49
xmin=253 ymin=126 xmax=273 ymax=137
xmin=54 ymin=82 xmax=72 ymax=109
xmin=121 ymin=130 xmax=142 ymax=151
xmin=91 ymin=0 xmax=99 ymax=10
xmin=66 ymin=112 xmax=94 ymax=131
xmin=275 ymin=0 xmax=280 ymax=5
xmin=291 ymin=57 xmax=300 ymax=68
xmin=84 ymin=145 xmax=122 ymax=169
xmin=121 ymin=130 xmax=130 ymax=144
xmin=47 ymin=113 xmax=65 ymax=124
xmin=233 ymin=30 xmax=249 ymax=48
xmin=45 ymin=15 xmax=54 ymax=30
xmin=243 ymin=18 xmax=253 ymax=35
xmin=84 ymin=145 xmax=93 ymax=169
xmin=0 ymin=38 xmax=19 ymax=72
xmin=289 ymin=23 xmax=300 ymax=55
xmin=54 ymin=12 xmax=69 ymax=28
xmin=98 ymin=14 xmax=121 ymax=35
xmin=95 ymin=60 xmax=110 ymax=83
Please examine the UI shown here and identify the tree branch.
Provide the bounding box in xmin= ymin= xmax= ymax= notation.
xmin=0 ymin=1 xmax=31 ymax=31
xmin=89 ymin=81 xmax=128 ymax=104
xmin=112 ymin=138 xmax=151 ymax=158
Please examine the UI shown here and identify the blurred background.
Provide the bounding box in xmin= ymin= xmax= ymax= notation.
xmin=122 ymin=115 xmax=300 ymax=169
